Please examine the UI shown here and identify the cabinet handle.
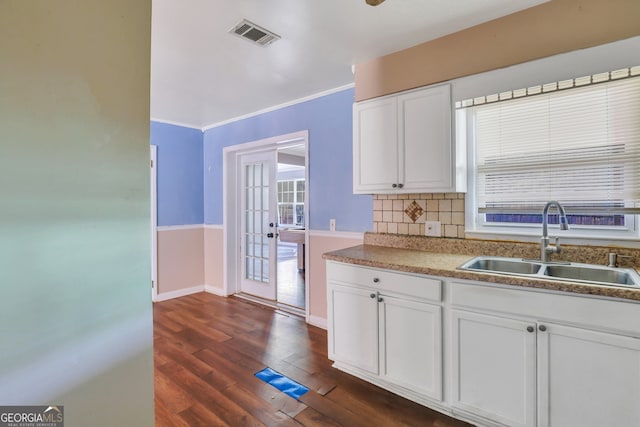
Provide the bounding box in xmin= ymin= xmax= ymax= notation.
xmin=370 ymin=293 xmax=376 ymax=299
xmin=377 ymin=297 xmax=384 ymax=302
xmin=527 ymin=326 xmax=535 ymax=333
xmin=392 ymin=183 xmax=398 ymax=188
xmin=397 ymin=183 xmax=404 ymax=188
xmin=539 ymin=325 xmax=547 ymax=332
xmin=373 ymin=278 xmax=380 ymax=283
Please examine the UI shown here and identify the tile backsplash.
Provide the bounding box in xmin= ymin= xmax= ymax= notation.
xmin=373 ymin=193 xmax=465 ymax=238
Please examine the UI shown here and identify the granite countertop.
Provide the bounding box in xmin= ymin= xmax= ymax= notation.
xmin=323 ymin=243 xmax=640 ymax=303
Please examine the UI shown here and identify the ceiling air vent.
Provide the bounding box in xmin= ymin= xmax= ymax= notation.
xmin=229 ymin=19 xmax=281 ymax=47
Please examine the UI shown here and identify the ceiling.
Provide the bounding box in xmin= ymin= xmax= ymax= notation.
xmin=150 ymin=0 xmax=549 ymax=129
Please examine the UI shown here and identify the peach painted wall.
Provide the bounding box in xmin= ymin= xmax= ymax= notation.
xmin=155 ymin=227 xmax=362 ymax=325
xmin=157 ymin=227 xmax=204 ymax=295
xmin=204 ymin=225 xmax=225 ymax=294
xmin=355 ymin=0 xmax=640 ymax=101
xmin=308 ymin=232 xmax=364 ymax=327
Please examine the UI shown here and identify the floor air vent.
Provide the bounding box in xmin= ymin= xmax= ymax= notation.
xmin=229 ymin=19 xmax=281 ymax=47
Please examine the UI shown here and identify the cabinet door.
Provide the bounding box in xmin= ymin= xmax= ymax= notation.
xmin=398 ymin=84 xmax=452 ymax=192
xmin=451 ymin=310 xmax=536 ymax=427
xmin=327 ymin=283 xmax=379 ymax=374
xmin=353 ymin=97 xmax=399 ymax=193
xmin=379 ymin=295 xmax=442 ymax=401
xmin=537 ymin=323 xmax=640 ymax=427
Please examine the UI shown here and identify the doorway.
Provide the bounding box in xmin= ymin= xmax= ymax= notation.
xmin=223 ymin=131 xmax=309 ymax=316
xmin=275 ymin=145 xmax=306 ymax=309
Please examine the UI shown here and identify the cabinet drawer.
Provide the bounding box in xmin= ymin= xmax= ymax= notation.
xmin=327 ymin=261 xmax=441 ymax=302
xmin=450 ymin=281 xmax=640 ymax=337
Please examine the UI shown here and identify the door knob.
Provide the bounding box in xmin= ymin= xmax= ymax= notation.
xmin=527 ymin=326 xmax=534 ymax=333
xmin=539 ymin=325 xmax=547 ymax=332
xmin=267 ymin=233 xmax=274 ymax=238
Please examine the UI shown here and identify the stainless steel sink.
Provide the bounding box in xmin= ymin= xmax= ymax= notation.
xmin=460 ymin=257 xmax=542 ymax=275
xmin=458 ymin=256 xmax=640 ymax=287
xmin=544 ymin=264 xmax=640 ymax=286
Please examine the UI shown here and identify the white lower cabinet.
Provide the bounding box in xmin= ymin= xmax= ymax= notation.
xmin=451 ymin=309 xmax=640 ymax=427
xmin=451 ymin=310 xmax=536 ymax=427
xmin=538 ymin=322 xmax=640 ymax=427
xmin=327 ymin=262 xmax=443 ymax=403
xmin=327 ymin=263 xmax=640 ymax=427
xmin=327 ymin=283 xmax=379 ymax=374
xmin=379 ymin=295 xmax=442 ymax=400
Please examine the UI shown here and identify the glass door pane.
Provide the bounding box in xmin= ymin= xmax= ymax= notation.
xmin=239 ymin=151 xmax=277 ymax=300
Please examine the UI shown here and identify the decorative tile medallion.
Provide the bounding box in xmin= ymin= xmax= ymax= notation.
xmin=373 ymin=192 xmax=465 ymax=238
xmin=404 ymin=200 xmax=424 ymax=223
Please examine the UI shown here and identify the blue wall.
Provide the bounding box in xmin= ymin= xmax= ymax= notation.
xmin=150 ymin=122 xmax=204 ymax=226
xmin=203 ymin=88 xmax=372 ymax=232
xmin=152 ymin=88 xmax=373 ymax=232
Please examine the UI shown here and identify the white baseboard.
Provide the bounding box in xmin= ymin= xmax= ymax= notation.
xmin=204 ymin=284 xmax=227 ymax=296
xmin=155 ymin=285 xmax=205 ymax=302
xmin=307 ymin=314 xmax=327 ymax=330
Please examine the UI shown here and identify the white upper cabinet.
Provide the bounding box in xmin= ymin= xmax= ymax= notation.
xmin=399 ymin=86 xmax=453 ymax=191
xmin=353 ymin=84 xmax=453 ymax=194
xmin=353 ymin=96 xmax=399 ymax=192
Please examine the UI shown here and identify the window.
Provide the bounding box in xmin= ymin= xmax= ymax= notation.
xmin=277 ymin=179 xmax=305 ymax=226
xmin=460 ymin=67 xmax=640 ymax=240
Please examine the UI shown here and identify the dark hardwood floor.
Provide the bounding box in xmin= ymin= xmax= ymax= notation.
xmin=154 ymin=292 xmax=473 ymax=426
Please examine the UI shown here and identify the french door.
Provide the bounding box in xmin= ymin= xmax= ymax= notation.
xmin=239 ymin=150 xmax=278 ymax=300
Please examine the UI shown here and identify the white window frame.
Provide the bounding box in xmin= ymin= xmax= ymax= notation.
xmin=460 ymin=77 xmax=640 ymax=245
xmin=277 ymin=178 xmax=305 ymax=227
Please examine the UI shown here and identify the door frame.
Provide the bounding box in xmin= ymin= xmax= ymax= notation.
xmin=223 ymin=131 xmax=309 ymax=315
xmin=150 ymin=144 xmax=158 ymax=302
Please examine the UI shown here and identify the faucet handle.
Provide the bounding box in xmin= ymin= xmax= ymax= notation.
xmin=608 ymin=252 xmax=632 ymax=267
xmin=554 ymin=236 xmax=561 ymax=253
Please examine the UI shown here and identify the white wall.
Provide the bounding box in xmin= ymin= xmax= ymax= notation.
xmin=0 ymin=2 xmax=154 ymax=425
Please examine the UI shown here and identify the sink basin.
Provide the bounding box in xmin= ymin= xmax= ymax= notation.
xmin=460 ymin=257 xmax=542 ymax=275
xmin=544 ymin=264 xmax=640 ymax=286
xmin=458 ymin=256 xmax=640 ymax=287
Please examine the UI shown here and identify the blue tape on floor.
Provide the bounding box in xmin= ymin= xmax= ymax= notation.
xmin=255 ymin=367 xmax=309 ymax=399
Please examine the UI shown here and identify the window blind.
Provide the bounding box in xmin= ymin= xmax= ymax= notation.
xmin=461 ymin=71 xmax=640 ymax=215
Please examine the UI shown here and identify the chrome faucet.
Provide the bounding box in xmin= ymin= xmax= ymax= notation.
xmin=540 ymin=201 xmax=569 ymax=262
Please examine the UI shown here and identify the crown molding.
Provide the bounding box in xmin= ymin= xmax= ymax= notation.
xmin=202 ymin=83 xmax=354 ymax=131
